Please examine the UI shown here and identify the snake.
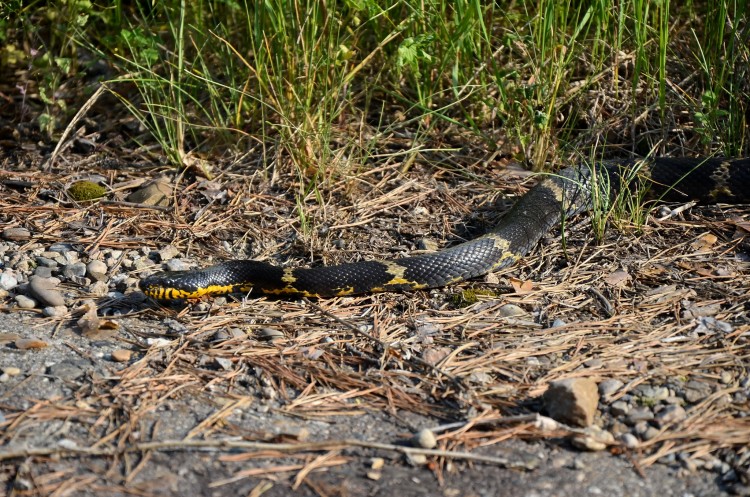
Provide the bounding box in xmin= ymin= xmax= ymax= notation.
xmin=140 ymin=157 xmax=749 ymax=300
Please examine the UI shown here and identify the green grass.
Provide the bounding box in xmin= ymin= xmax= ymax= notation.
xmin=3 ymin=1 xmax=748 ymax=187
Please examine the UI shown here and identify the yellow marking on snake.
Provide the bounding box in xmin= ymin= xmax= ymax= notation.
xmin=282 ymin=267 xmax=297 ymax=284
xmin=708 ymin=161 xmax=734 ymax=199
xmin=145 ymin=283 xmax=248 ymax=300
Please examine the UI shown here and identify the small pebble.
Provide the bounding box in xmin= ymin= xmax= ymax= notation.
xmin=413 ymin=429 xmax=437 ymax=449
xmin=2 ymin=227 xmax=31 ymax=241
xmin=3 ymin=366 xmax=21 ymax=376
xmin=626 ymin=406 xmax=654 ymax=424
xmin=62 ymin=262 xmax=87 ymax=279
xmin=406 ymin=453 xmax=428 ymax=466
xmin=15 ymin=295 xmax=37 ymax=309
xmin=551 ymin=318 xmax=566 ymax=327
xmin=258 ymin=328 xmax=285 ymax=340
xmin=584 ymin=358 xmax=603 ymax=368
xmin=87 ymin=260 xmax=108 ymax=277
xmin=43 ymin=306 xmax=67 ymax=317
xmin=146 ymin=338 xmax=173 ymax=348
xmin=621 ymin=433 xmax=639 ymax=449
xmin=34 ymin=266 xmax=54 ymax=278
xmin=47 ymin=360 xmax=86 ymax=380
xmin=498 ymin=303 xmax=526 ymax=317
xmin=684 ymin=380 xmax=712 ymax=403
xmin=48 ymin=242 xmax=76 ymax=253
xmin=720 ymin=371 xmax=734 ymax=385
xmin=35 ymin=256 xmax=58 ymax=268
xmin=656 ymin=404 xmax=687 ymax=426
xmin=157 ymin=245 xmax=181 ymax=262
xmin=0 ymin=273 xmax=18 ymax=291
xmin=111 ymin=349 xmax=133 ymax=362
xmin=632 ymin=421 xmax=649 ymax=436
xmin=215 ymin=357 xmax=233 ymax=370
xmin=417 ymin=238 xmax=438 ymax=251
xmin=610 ymin=401 xmax=630 ymax=417
xmin=544 ymin=377 xmax=600 ymax=427
xmin=88 ymin=280 xmax=109 ymax=296
xmin=412 ymin=206 xmax=429 ymax=217
xmin=642 ymin=426 xmax=661 ymax=440
xmin=598 ymin=379 xmax=624 ymax=398
xmin=15 ymin=338 xmax=49 ymax=350
xmin=165 ymin=259 xmax=188 ymax=272
xmin=571 ymin=426 xmax=614 ymax=451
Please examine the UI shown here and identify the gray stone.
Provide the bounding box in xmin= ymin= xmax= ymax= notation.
xmin=33 ymin=266 xmax=54 ymax=278
xmin=0 ymin=273 xmax=18 ymax=291
xmin=87 ymin=260 xmax=108 ymax=277
xmin=626 ymin=406 xmax=654 ymax=424
xmin=158 ymin=245 xmax=181 ymax=262
xmin=643 ymin=426 xmax=661 ymax=440
xmin=621 ymin=433 xmax=639 ymax=449
xmin=29 ymin=276 xmax=66 ymax=307
xmin=598 ymin=378 xmax=624 ymax=398
xmin=48 ymin=242 xmax=76 ymax=253
xmin=499 ymin=304 xmax=526 ymax=317
xmin=15 ymin=295 xmax=37 ymax=309
xmin=62 ymin=262 xmax=87 ymax=279
xmin=43 ymin=306 xmax=67 ymax=317
xmin=2 ymin=227 xmax=31 ymax=241
xmin=165 ymin=259 xmax=188 ymax=272
xmin=47 ymin=360 xmax=87 ymax=381
xmin=609 ymin=401 xmax=630 ymax=417
xmin=684 ymin=380 xmax=713 ymax=403
xmin=35 ymin=256 xmax=58 ymax=268
xmin=656 ymin=404 xmax=687 ymax=426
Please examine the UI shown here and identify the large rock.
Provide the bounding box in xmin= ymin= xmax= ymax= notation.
xmin=543 ymin=377 xmax=600 ymax=427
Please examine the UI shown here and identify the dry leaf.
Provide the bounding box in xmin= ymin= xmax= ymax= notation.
xmin=691 ymin=233 xmax=717 ymax=250
xmin=422 ymin=346 xmax=452 ymax=365
xmin=510 ymin=277 xmax=534 ymax=293
xmin=603 ymin=270 xmax=631 ymax=287
xmin=76 ymin=301 xmax=101 ymax=336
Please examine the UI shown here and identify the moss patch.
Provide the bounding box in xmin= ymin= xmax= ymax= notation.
xmin=68 ymin=181 xmax=107 ymax=201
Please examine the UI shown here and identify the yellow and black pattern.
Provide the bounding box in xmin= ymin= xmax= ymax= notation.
xmin=140 ymin=157 xmax=750 ymax=300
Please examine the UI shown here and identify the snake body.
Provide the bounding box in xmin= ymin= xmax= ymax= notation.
xmin=140 ymin=157 xmax=750 ymax=300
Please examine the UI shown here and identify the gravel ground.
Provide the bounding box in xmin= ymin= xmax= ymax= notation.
xmin=0 ymin=312 xmax=737 ymax=497
xmin=1 ymin=156 xmax=749 ymax=496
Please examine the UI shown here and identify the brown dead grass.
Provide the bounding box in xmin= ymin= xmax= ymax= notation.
xmin=1 ymin=138 xmax=749 ymax=488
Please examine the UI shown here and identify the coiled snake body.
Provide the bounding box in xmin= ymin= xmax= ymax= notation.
xmin=140 ymin=157 xmax=750 ymax=300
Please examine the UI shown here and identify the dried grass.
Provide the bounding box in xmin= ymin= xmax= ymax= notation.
xmin=1 ymin=147 xmax=748 ymax=488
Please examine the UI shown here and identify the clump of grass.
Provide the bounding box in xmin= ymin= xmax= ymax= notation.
xmin=4 ymin=0 xmax=747 ymax=199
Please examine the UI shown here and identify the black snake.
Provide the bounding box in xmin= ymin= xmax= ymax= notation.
xmin=140 ymin=157 xmax=749 ymax=300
